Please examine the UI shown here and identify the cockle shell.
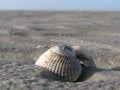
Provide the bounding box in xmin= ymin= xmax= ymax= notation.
xmin=35 ymin=44 xmax=82 ymax=82
xmin=73 ymin=46 xmax=96 ymax=68
xmin=72 ymin=46 xmax=96 ymax=81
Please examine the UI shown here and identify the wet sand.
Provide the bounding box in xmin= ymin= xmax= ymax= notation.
xmin=0 ymin=11 xmax=120 ymax=90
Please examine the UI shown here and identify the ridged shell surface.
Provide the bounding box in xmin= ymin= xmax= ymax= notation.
xmin=35 ymin=44 xmax=81 ymax=82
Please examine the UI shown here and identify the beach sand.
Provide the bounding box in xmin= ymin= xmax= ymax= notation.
xmin=0 ymin=11 xmax=120 ymax=90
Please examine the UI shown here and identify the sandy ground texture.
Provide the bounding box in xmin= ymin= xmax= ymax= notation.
xmin=0 ymin=11 xmax=120 ymax=90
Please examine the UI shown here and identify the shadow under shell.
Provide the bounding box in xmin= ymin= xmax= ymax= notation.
xmin=76 ymin=64 xmax=96 ymax=82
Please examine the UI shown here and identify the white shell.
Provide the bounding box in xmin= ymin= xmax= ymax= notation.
xmin=35 ymin=44 xmax=82 ymax=82
xmin=72 ymin=46 xmax=96 ymax=67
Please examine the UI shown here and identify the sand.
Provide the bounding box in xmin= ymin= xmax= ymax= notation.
xmin=0 ymin=11 xmax=120 ymax=90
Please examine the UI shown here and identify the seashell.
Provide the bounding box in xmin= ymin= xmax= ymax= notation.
xmin=72 ymin=46 xmax=96 ymax=81
xmin=35 ymin=44 xmax=82 ymax=82
xmin=72 ymin=46 xmax=96 ymax=68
